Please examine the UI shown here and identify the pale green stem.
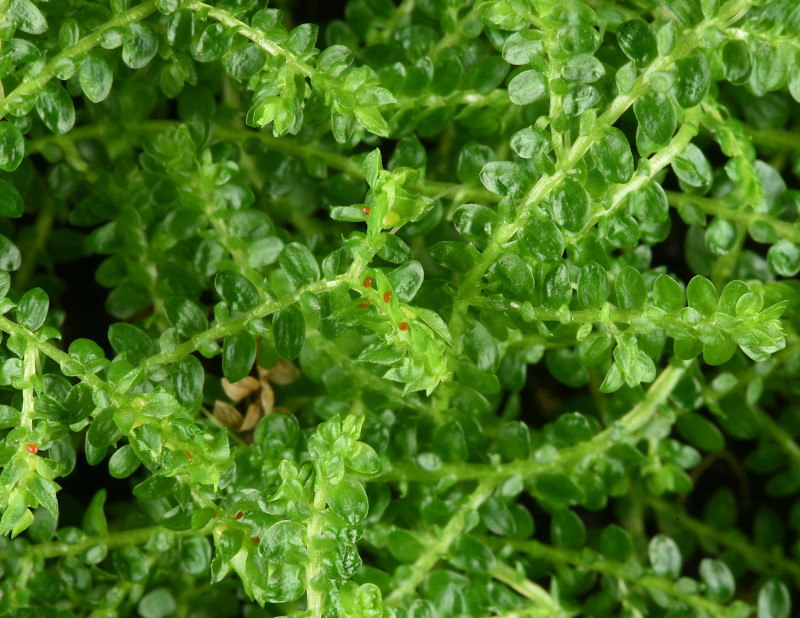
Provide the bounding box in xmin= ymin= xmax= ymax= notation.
xmin=384 ymin=479 xmax=496 ymax=606
xmin=0 ymin=0 xmax=159 ymax=121
xmin=647 ymin=497 xmax=800 ymax=585
xmin=445 ymin=0 xmax=752 ymax=376
xmin=306 ymin=473 xmax=329 ymax=618
xmin=0 ymin=523 xmax=212 ymax=561
xmin=666 ymin=191 xmax=800 ymax=244
xmin=490 ymin=562 xmax=567 ymax=616
xmin=381 ymin=362 xmax=687 ymax=482
xmin=189 ymin=2 xmax=312 ymax=78
xmin=499 ymin=537 xmax=747 ymax=618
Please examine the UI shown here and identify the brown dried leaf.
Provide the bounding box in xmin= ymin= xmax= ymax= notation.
xmin=240 ymin=402 xmax=263 ymax=432
xmin=222 ymin=376 xmax=260 ymax=402
xmin=267 ymin=359 xmax=301 ymax=385
xmin=260 ymin=382 xmax=275 ymax=415
xmin=213 ymin=400 xmax=243 ymax=430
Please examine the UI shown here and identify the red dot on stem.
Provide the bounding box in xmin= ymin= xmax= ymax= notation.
xmin=363 ymin=277 xmax=373 ymax=288
xmin=26 ymin=444 xmax=38 ymax=454
xmin=363 ymin=206 xmax=371 ymax=215
xmin=358 ymin=301 xmax=370 ymax=308
xmin=399 ymin=322 xmax=408 ymax=331
xmin=234 ymin=511 xmax=243 ymax=520
xmin=250 ymin=537 xmax=260 ymax=543
xmin=186 ymin=450 xmax=192 ymax=462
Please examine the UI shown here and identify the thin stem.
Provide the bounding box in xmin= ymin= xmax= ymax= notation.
xmin=647 ymin=497 xmax=800 ymax=585
xmin=501 ymin=537 xmax=746 ymax=618
xmin=490 ymin=561 xmax=567 ymax=616
xmin=0 ymin=0 xmax=159 ymax=121
xmin=666 ymin=191 xmax=800 ymax=244
xmin=381 ymin=362 xmax=688 ymax=482
xmin=384 ymin=479 xmax=496 ymax=606
xmin=0 ymin=523 xmax=212 ymax=561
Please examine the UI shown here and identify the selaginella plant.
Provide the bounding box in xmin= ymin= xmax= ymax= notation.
xmin=0 ymin=0 xmax=799 ymax=615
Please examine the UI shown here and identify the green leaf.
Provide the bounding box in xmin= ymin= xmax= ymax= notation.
xmin=174 ymin=355 xmax=204 ymax=405
xmin=480 ymin=161 xmax=535 ymax=199
xmin=551 ymin=179 xmax=590 ymax=233
xmin=428 ymin=241 xmax=480 ymax=274
xmin=36 ymin=85 xmax=75 ymax=135
xmin=449 ymin=534 xmax=495 ymax=573
xmin=79 ymin=53 xmax=113 ymax=103
xmin=634 ymin=91 xmax=676 ymax=147
xmin=703 ymin=340 xmax=737 ymax=366
xmin=88 ymin=407 xmax=123 ymax=448
xmin=114 ymin=546 xmax=149 ymax=582
xmin=133 ymin=475 xmax=176 ymax=500
xmin=532 ymin=472 xmax=585 ymax=508
xmin=562 ymin=54 xmax=605 ymax=83
xmin=673 ymin=144 xmax=712 ymax=188
xmin=551 ymin=509 xmax=586 ymax=550
xmin=493 ymin=253 xmax=533 ymax=301
xmin=453 ymin=203 xmax=500 ymax=247
xmin=217 ymin=528 xmax=243 ymax=563
xmin=260 ymin=520 xmax=307 ymax=564
xmin=387 ymin=529 xmax=424 ymax=563
xmin=225 ymin=43 xmax=265 ymax=80
xmin=139 ymin=588 xmax=177 ymax=618
xmin=83 ymin=489 xmax=108 ymax=536
xmin=721 ymin=40 xmax=751 ymax=85
xmin=686 ymin=275 xmax=717 ymax=315
xmin=591 ymin=128 xmax=633 ymax=184
xmin=653 ymin=274 xmax=684 ymax=312
xmin=327 ymin=476 xmax=369 ymax=524
xmin=553 ymin=412 xmax=593 ymax=444
xmin=108 ymin=323 xmax=154 ymax=364
xmin=17 ymin=287 xmax=49 ymax=331
xmin=508 ymin=69 xmax=547 ymax=105
xmin=676 ymin=413 xmax=724 ymax=452
xmin=182 ymin=537 xmax=212 ymax=576
xmin=616 ymin=266 xmax=646 ymax=310
xmin=577 ymin=262 xmax=607 ymax=310
xmin=215 ymin=270 xmax=260 ymax=312
xmin=27 ymin=476 xmax=60 ymax=520
xmin=457 ymin=142 xmax=496 ymax=185
xmin=9 ymin=0 xmax=48 ymax=34
xmin=601 ymin=525 xmax=633 ymax=560
xmin=0 ymin=405 xmax=21 ymax=429
xmin=758 ymin=580 xmax=791 ymax=618
xmin=705 ymin=218 xmax=737 ymax=256
xmin=222 ymin=331 xmax=257 ymax=382
xmin=279 ymin=243 xmax=320 ymax=287
xmin=768 ymin=240 xmax=800 ymax=277
xmin=520 ymin=217 xmax=564 ymax=262
xmin=164 ymin=297 xmax=208 ymax=337
xmin=542 ymin=262 xmax=572 ymax=308
xmin=674 ymin=51 xmax=710 ymax=108
xmin=109 ymin=445 xmax=141 ymax=479
xmin=699 ymin=558 xmax=735 ymax=602
xmin=0 ymin=235 xmax=21 ymax=271
xmin=0 ymin=180 xmax=24 ymax=218
xmin=345 ymin=442 xmax=381 ymax=477
xmin=464 ymin=56 xmax=509 ymax=94
xmin=123 ymin=23 xmax=158 ymax=69
xmin=617 ymin=19 xmax=658 ymax=65
xmin=0 ymin=122 xmax=25 ymax=172
xmin=387 ymin=261 xmax=424 ymax=302
xmin=502 ymin=30 xmax=544 ymax=65
xmin=273 ymin=305 xmax=305 ymax=361
xmin=648 ymin=534 xmax=682 ymax=579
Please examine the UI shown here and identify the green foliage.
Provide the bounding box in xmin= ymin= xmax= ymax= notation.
xmin=0 ymin=0 xmax=799 ymax=616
